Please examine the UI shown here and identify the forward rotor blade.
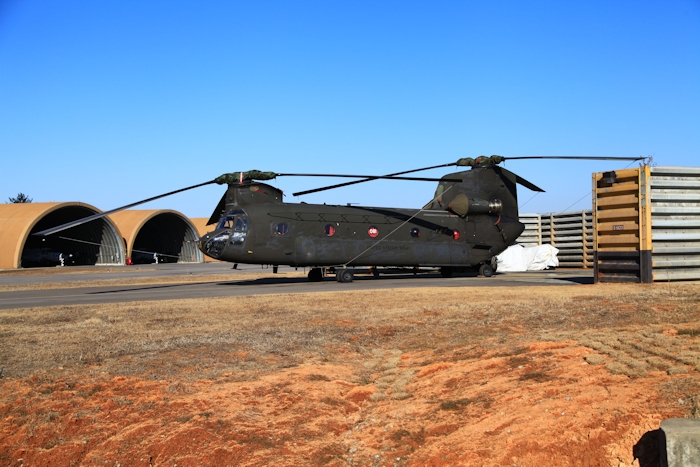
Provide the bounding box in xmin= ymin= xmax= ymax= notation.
xmin=292 ymin=163 xmax=455 ymax=196
xmin=207 ymin=191 xmax=228 ymax=226
xmin=33 ymin=179 xmax=217 ymax=237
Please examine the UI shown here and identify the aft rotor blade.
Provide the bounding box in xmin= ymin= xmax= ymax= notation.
xmin=292 ymin=163 xmax=455 ymax=196
xmin=503 ymin=156 xmax=646 ymax=162
xmin=292 ymin=156 xmax=644 ymax=196
xmin=33 ymin=179 xmax=217 ymax=237
xmin=515 ymin=174 xmax=545 ymax=192
xmin=495 ymin=167 xmax=546 ymax=193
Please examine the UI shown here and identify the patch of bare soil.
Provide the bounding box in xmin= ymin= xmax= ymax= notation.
xmin=1 ymin=283 xmax=700 ymax=466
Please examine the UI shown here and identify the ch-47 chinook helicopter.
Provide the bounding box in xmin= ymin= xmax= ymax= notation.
xmin=35 ymin=155 xmax=644 ymax=282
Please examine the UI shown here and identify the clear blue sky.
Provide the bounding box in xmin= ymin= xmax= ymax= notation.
xmin=1 ymin=1 xmax=699 ymax=218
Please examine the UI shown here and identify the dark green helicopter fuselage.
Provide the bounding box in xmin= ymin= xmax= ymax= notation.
xmin=198 ymin=166 xmax=525 ymax=270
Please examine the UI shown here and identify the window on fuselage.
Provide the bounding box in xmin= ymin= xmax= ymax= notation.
xmin=273 ymin=222 xmax=289 ymax=236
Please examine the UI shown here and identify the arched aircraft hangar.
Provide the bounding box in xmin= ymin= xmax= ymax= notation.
xmin=189 ymin=217 xmax=214 ymax=239
xmin=189 ymin=218 xmax=220 ymax=262
xmin=0 ymin=202 xmax=125 ymax=269
xmin=108 ymin=210 xmax=203 ymax=264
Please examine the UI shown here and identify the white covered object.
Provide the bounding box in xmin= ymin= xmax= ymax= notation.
xmin=495 ymin=244 xmax=559 ymax=272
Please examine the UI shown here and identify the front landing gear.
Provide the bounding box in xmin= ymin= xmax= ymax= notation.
xmin=308 ymin=268 xmax=324 ymax=282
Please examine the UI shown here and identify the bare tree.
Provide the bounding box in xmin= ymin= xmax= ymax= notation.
xmin=8 ymin=193 xmax=32 ymax=203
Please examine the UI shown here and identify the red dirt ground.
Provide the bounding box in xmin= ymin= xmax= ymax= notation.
xmin=0 ymin=340 xmax=683 ymax=467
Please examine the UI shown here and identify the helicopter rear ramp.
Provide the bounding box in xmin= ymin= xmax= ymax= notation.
xmin=108 ymin=210 xmax=203 ymax=264
xmin=0 ymin=202 xmax=125 ymax=269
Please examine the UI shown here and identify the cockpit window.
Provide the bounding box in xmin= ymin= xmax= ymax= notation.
xmin=217 ymin=209 xmax=247 ymax=230
xmin=235 ymin=218 xmax=244 ymax=231
xmin=230 ymin=217 xmax=248 ymax=245
xmin=218 ymin=217 xmax=234 ymax=229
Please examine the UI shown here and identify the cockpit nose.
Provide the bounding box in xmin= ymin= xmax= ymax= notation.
xmin=199 ymin=229 xmax=231 ymax=259
xmin=200 ymin=210 xmax=249 ymax=259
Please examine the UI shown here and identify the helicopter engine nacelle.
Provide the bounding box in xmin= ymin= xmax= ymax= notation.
xmin=447 ymin=194 xmax=502 ymax=217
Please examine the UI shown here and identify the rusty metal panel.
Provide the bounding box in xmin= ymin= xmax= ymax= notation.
xmin=650 ymin=166 xmax=700 ymax=281
xmin=595 ymin=251 xmax=642 ymax=283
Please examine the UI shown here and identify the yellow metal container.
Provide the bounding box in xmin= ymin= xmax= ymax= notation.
xmin=592 ymin=166 xmax=652 ymax=282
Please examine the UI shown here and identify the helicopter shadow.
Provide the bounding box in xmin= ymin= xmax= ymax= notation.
xmin=85 ymin=270 xmax=592 ymax=294
xmin=217 ymin=272 xmax=475 ymax=287
xmin=85 ymin=274 xmax=438 ymax=294
xmin=217 ymin=276 xmax=314 ymax=286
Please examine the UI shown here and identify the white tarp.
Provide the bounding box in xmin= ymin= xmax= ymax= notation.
xmin=495 ymin=244 xmax=559 ymax=272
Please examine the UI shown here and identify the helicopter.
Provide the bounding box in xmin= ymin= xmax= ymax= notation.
xmin=34 ymin=155 xmax=644 ymax=282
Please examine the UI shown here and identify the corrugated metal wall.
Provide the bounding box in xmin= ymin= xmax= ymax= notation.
xmin=542 ymin=212 xmax=593 ymax=268
xmin=650 ymin=166 xmax=700 ymax=281
xmin=518 ymin=213 xmax=542 ymax=247
xmin=517 ymin=211 xmax=593 ymax=268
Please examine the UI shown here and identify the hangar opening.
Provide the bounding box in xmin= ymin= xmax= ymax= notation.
xmin=22 ymin=205 xmax=124 ymax=268
xmin=129 ymin=212 xmax=202 ymax=264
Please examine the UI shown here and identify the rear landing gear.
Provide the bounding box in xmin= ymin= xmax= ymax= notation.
xmin=308 ymin=268 xmax=323 ymax=282
xmin=336 ymin=269 xmax=354 ymax=283
xmin=440 ymin=267 xmax=453 ymax=278
xmin=479 ymin=263 xmax=494 ymax=277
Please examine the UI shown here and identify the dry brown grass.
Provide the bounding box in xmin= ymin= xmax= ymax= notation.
xmin=0 ymin=270 xmax=306 ymax=292
xmin=1 ymin=282 xmax=700 ymax=386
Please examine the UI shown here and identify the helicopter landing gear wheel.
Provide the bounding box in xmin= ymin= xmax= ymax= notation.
xmin=440 ymin=267 xmax=453 ymax=278
xmin=308 ymin=268 xmax=323 ymax=282
xmin=337 ymin=269 xmax=354 ymax=283
xmin=479 ymin=263 xmax=494 ymax=277
xmin=372 ymin=267 xmax=380 ymax=278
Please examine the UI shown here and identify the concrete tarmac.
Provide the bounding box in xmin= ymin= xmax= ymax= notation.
xmin=0 ymin=263 xmax=593 ymax=310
